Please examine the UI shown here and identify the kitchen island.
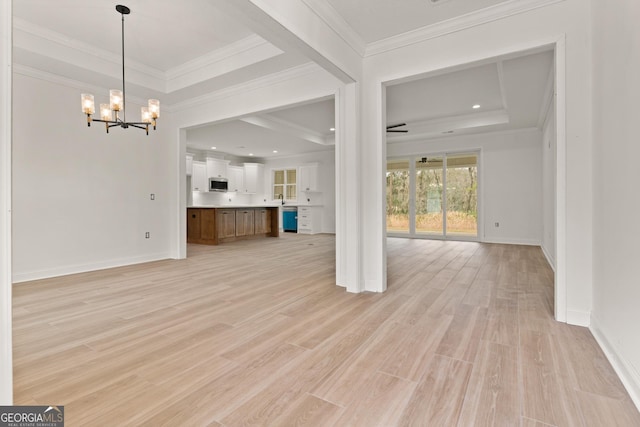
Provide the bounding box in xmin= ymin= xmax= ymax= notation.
xmin=187 ymin=206 xmax=279 ymax=245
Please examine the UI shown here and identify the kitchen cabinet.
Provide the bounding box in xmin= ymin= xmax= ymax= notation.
xmin=186 ymin=154 xmax=193 ymax=176
xmin=216 ymin=209 xmax=236 ymax=239
xmin=235 ymin=209 xmax=255 ymax=236
xmin=299 ymin=163 xmax=318 ymax=192
xmin=227 ymin=165 xmax=244 ymax=192
xmin=206 ymin=157 xmax=229 ymax=179
xmin=243 ymin=163 xmax=264 ymax=194
xmin=191 ymin=161 xmax=207 ymax=192
xmin=187 ymin=209 xmax=201 ymax=241
xmin=187 ymin=208 xmax=217 ymax=244
xmin=254 ymin=208 xmax=272 ymax=234
xmin=297 ymin=206 xmax=322 ymax=234
xmin=188 ymin=207 xmax=279 ymax=245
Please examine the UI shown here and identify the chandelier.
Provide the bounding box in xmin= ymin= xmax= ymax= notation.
xmin=81 ymin=5 xmax=159 ymax=135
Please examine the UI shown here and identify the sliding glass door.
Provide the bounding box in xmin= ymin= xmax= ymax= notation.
xmin=445 ymin=154 xmax=478 ymax=237
xmin=387 ymin=152 xmax=478 ymax=240
xmin=415 ymin=156 xmax=444 ymax=236
xmin=386 ymin=159 xmax=410 ymax=233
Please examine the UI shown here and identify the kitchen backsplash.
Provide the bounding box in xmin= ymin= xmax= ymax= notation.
xmin=191 ymin=191 xmax=271 ymax=206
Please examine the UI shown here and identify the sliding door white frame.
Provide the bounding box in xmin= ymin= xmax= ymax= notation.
xmin=387 ymin=150 xmax=481 ymax=241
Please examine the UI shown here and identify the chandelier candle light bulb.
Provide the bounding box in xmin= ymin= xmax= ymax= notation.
xmin=109 ymin=90 xmax=123 ymax=112
xmin=80 ymin=5 xmax=160 ymax=135
xmin=81 ymin=94 xmax=95 ymax=115
xmin=100 ymin=104 xmax=111 ymax=121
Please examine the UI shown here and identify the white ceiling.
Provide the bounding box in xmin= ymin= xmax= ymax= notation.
xmin=386 ymin=49 xmax=554 ymax=142
xmin=13 ymin=0 xmax=254 ymax=71
xmin=12 ymin=0 xmax=554 ymax=159
xmin=186 ymin=98 xmax=336 ymax=159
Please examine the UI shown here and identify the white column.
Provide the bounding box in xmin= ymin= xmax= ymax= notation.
xmin=176 ymin=128 xmax=187 ymax=259
xmin=360 ymin=74 xmax=387 ymax=292
xmin=335 ymin=83 xmax=362 ymax=292
xmin=0 ymin=0 xmax=13 ymax=405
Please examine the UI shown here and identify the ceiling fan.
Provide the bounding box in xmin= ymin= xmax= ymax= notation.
xmin=386 ymin=123 xmax=408 ymax=133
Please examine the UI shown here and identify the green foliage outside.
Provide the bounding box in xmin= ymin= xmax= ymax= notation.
xmin=386 ymin=164 xmax=477 ymax=235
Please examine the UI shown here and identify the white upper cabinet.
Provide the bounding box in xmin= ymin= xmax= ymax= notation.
xmin=191 ymin=161 xmax=207 ymax=192
xmin=206 ymin=157 xmax=229 ymax=179
xmin=299 ymin=163 xmax=319 ymax=192
xmin=243 ymin=163 xmax=264 ymax=194
xmin=227 ymin=165 xmax=244 ymax=192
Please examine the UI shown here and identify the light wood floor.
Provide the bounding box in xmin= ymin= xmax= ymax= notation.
xmin=13 ymin=234 xmax=640 ymax=426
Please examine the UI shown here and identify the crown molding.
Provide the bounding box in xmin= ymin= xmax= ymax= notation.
xmin=170 ymin=62 xmax=322 ymax=112
xmin=241 ymin=114 xmax=329 ymax=146
xmin=365 ymin=0 xmax=566 ymax=57
xmin=387 ymin=109 xmax=510 ymax=143
xmin=14 ymin=18 xmax=286 ymax=96
xmin=387 ymin=125 xmax=540 ymax=147
xmin=13 ymin=59 xmax=323 ymax=116
xmin=165 ymin=34 xmax=279 ymax=80
xmin=13 ymin=64 xmax=171 ymax=112
xmin=13 ymin=18 xmax=164 ymax=80
xmin=300 ymin=0 xmax=366 ymax=57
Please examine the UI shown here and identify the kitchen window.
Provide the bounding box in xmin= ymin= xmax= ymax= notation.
xmin=273 ymin=168 xmax=297 ymax=201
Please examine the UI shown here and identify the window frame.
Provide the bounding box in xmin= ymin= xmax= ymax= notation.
xmin=272 ymin=167 xmax=298 ymax=202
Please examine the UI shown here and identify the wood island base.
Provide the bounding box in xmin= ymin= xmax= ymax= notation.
xmin=187 ymin=207 xmax=279 ymax=245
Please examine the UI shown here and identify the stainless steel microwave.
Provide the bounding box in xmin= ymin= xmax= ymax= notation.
xmin=209 ymin=177 xmax=228 ymax=192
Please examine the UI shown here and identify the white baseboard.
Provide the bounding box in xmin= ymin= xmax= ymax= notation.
xmin=481 ymin=237 xmax=541 ymax=246
xmin=541 ymin=244 xmax=556 ymax=272
xmin=590 ymin=316 xmax=640 ymax=412
xmin=12 ymin=252 xmax=173 ymax=283
xmin=566 ymin=309 xmax=591 ymax=327
xmin=364 ymin=278 xmax=383 ymax=293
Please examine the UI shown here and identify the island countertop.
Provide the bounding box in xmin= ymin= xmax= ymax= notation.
xmin=188 ymin=204 xmax=323 ymax=208
xmin=188 ymin=204 xmax=281 ymax=209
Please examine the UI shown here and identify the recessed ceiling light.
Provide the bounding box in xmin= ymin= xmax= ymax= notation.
xmin=273 ymin=150 xmax=278 ymax=153
xmin=211 ymin=146 xmax=217 ymax=149
xmin=249 ymin=153 xmax=254 ymax=156
xmin=330 ymin=127 xmax=335 ymax=131
xmin=472 ymin=104 xmax=481 ymax=109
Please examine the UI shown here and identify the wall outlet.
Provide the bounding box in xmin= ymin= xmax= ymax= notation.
xmin=494 ymin=222 xmax=500 ymax=228
xmin=145 ymin=232 xmax=150 ymax=239
xmin=150 ymin=193 xmax=155 ymax=200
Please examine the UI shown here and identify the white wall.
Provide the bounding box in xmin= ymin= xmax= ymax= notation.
xmin=541 ymin=103 xmax=556 ymax=268
xmin=262 ymin=150 xmax=336 ymax=233
xmin=388 ymin=129 xmax=542 ymax=245
xmin=12 ymin=73 xmax=176 ymax=282
xmin=0 ymin=0 xmax=12 ymax=405
xmin=360 ymin=0 xmax=592 ymax=324
xmin=591 ymin=0 xmax=640 ymax=409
